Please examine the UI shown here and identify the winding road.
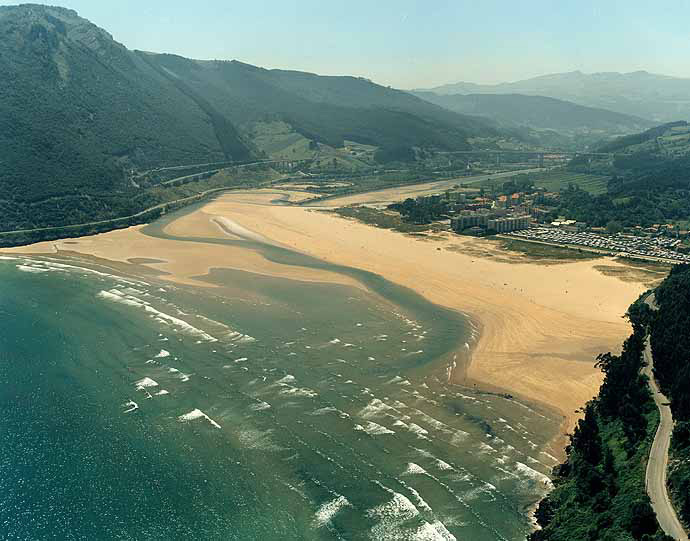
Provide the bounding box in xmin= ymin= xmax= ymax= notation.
xmin=644 ymin=294 xmax=688 ymax=541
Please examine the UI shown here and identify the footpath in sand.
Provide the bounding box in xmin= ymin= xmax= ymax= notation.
xmin=3 ymin=188 xmax=660 ymax=452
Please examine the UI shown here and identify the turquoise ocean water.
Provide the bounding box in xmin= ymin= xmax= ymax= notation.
xmin=0 ymin=207 xmax=560 ymax=540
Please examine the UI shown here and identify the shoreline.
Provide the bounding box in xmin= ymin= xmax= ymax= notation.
xmin=1 ymin=188 xmax=654 ymax=458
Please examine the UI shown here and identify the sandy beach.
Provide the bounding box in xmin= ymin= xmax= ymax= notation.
xmin=3 ymin=187 xmax=659 ymax=455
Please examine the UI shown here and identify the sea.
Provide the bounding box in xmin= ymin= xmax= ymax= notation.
xmin=0 ymin=205 xmax=561 ymax=540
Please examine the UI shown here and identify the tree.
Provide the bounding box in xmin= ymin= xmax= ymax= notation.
xmin=606 ymin=220 xmax=623 ymax=234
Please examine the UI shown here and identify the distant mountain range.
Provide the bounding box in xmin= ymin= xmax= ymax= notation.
xmin=1 ymin=3 xmax=505 ymax=230
xmin=412 ymin=92 xmax=654 ymax=135
xmin=418 ymin=70 xmax=690 ymax=122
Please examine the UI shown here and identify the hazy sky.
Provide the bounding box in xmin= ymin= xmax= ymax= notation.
xmin=4 ymin=0 xmax=690 ymax=88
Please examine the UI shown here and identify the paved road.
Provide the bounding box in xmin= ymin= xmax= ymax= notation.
xmin=643 ymin=295 xmax=688 ymax=541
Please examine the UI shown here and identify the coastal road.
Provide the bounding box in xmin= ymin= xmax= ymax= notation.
xmin=643 ymin=295 xmax=689 ymax=541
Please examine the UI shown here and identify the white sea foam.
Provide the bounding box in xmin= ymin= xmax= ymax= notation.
xmin=368 ymin=490 xmax=419 ymax=520
xmin=16 ymin=264 xmax=50 ymax=273
xmin=515 ymin=462 xmax=552 ymax=487
xmin=413 ymin=411 xmax=455 ymax=434
xmin=178 ymin=409 xmax=221 ymax=429
xmin=313 ymin=495 xmax=350 ymax=528
xmin=403 ymin=463 xmax=428 ymax=475
xmin=155 ymin=389 xmax=169 ymax=396
xmin=276 ymin=374 xmax=296 ymax=384
xmin=478 ymin=442 xmax=496 ymax=454
xmin=135 ymin=377 xmax=158 ymax=390
xmin=359 ymin=398 xmax=395 ymax=419
xmin=16 ymin=259 xmax=148 ymax=286
xmin=329 ymin=338 xmax=341 ymax=344
xmin=122 ymin=400 xmax=138 ymax=413
xmin=367 ymin=485 xmax=421 ymax=540
xmin=411 ymin=520 xmax=457 ymax=541
xmin=249 ymin=401 xmax=271 ymax=411
xmin=407 ymin=423 xmax=429 ymax=439
xmin=354 ymin=422 xmax=395 ymax=435
xmin=436 ymin=459 xmax=454 ymax=471
xmin=398 ymin=481 xmax=433 ymax=513
xmin=311 ymin=406 xmax=337 ymax=416
xmin=540 ymin=451 xmax=559 ymax=463
xmin=280 ymin=387 xmax=318 ymax=398
xmin=98 ymin=289 xmax=218 ymax=342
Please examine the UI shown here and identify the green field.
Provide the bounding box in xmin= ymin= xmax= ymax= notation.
xmin=249 ymin=121 xmax=374 ymax=170
xmin=331 ymin=206 xmax=432 ymax=233
xmin=531 ymin=170 xmax=610 ymax=194
xmin=473 ymin=169 xmax=609 ymax=195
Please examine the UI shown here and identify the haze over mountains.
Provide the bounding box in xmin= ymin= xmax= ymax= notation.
xmin=1 ymin=3 xmax=507 ymax=229
xmin=0 ymin=4 xmax=498 ymax=175
xmin=418 ymin=70 xmax=690 ymax=122
xmin=412 ymin=92 xmax=654 ymax=136
xmin=2 ymin=3 xmax=686 ymax=233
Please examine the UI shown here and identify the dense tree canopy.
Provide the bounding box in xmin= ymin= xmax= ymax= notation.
xmin=529 ymin=299 xmax=671 ymax=541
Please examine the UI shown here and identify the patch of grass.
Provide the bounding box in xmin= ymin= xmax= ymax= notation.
xmin=331 ymin=206 xmax=430 ymax=233
xmin=531 ymin=171 xmax=610 ymax=194
xmin=476 ymin=169 xmax=609 ymax=195
xmin=499 ymin=238 xmax=599 ymax=261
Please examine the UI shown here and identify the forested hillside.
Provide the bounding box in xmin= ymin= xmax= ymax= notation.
xmin=556 ymin=122 xmax=690 ymax=227
xmin=529 ymin=296 xmax=673 ymax=541
xmin=0 ymin=4 xmax=501 ymax=231
xmin=138 ymin=55 xmax=498 ymax=151
xmin=531 ymin=266 xmax=690 ymax=540
xmin=650 ymin=265 xmax=690 ymax=525
xmin=0 ymin=4 xmax=252 ymax=230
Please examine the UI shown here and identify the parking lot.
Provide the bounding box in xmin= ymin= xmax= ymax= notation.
xmin=505 ymin=227 xmax=690 ymax=263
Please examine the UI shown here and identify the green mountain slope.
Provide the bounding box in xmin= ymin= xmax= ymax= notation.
xmin=0 ymin=4 xmax=503 ymax=231
xmin=419 ymin=71 xmax=690 ymax=122
xmin=549 ymin=122 xmax=690 ymax=229
xmin=138 ymin=54 xmax=499 ymax=150
xmin=0 ymin=3 xmax=254 ymax=229
xmin=412 ymin=92 xmax=653 ymax=135
xmin=532 ymin=269 xmax=690 ymax=541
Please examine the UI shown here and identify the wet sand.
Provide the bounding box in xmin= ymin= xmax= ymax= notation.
xmin=3 ymin=188 xmax=653 ymax=454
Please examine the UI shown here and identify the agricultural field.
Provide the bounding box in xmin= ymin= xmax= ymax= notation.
xmin=473 ymin=169 xmax=610 ymax=195
xmin=528 ymin=170 xmax=610 ymax=194
xmin=248 ymin=121 xmax=317 ymax=160
xmin=248 ymin=121 xmax=374 ymax=171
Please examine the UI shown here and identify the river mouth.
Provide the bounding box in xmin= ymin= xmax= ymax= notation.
xmin=0 ymin=201 xmax=561 ymax=540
